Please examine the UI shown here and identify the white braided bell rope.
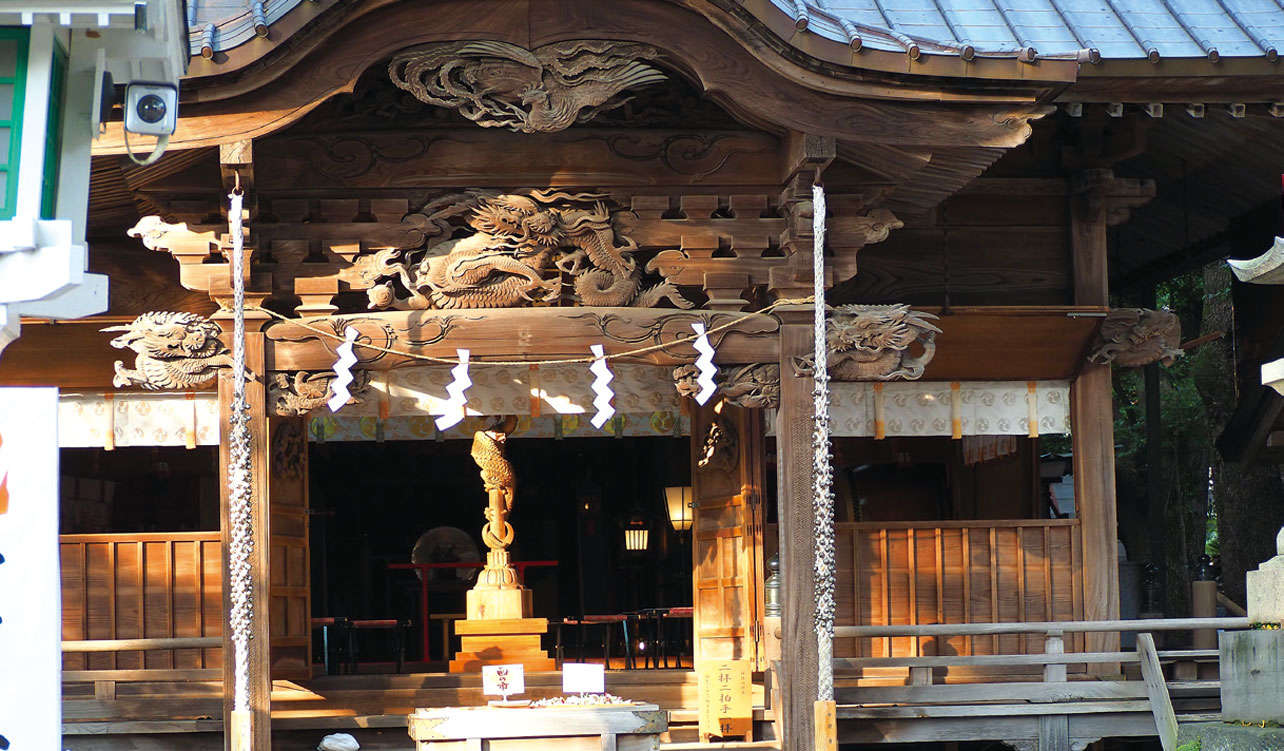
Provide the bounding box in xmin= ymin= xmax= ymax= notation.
xmin=811 ymin=184 xmax=836 ymax=702
xmin=227 ymin=190 xmax=253 ymax=715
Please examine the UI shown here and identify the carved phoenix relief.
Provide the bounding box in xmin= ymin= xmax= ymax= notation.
xmin=1086 ymin=308 xmax=1183 ymax=368
xmin=269 ymin=370 xmax=371 ymax=416
xmin=388 ymin=40 xmax=667 ymax=133
xmin=102 ymin=312 xmax=236 ymax=390
xmin=793 ymin=304 xmax=941 ymax=381
xmin=363 ymin=190 xmax=692 ymax=310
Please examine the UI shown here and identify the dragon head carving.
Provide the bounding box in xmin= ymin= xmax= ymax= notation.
xmin=1087 ymin=308 xmax=1183 ymax=368
xmin=102 ymin=312 xmax=234 ymax=390
xmin=469 ymin=194 xmax=564 ymax=250
xmin=794 ymin=304 xmax=941 ymax=381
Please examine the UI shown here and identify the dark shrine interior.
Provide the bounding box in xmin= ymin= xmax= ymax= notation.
xmin=308 ymin=435 xmax=698 ymax=664
xmin=56 ymin=432 xmax=1056 ymax=670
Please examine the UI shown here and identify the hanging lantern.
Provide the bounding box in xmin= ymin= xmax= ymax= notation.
xmin=664 ymin=486 xmax=693 ymax=532
xmin=624 ymin=515 xmax=649 ymax=552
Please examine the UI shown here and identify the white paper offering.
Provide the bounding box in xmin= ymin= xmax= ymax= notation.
xmin=482 ymin=664 xmax=525 ymax=698
xmin=562 ymin=662 xmax=606 ymax=695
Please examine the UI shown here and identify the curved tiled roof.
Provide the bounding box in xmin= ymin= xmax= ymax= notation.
xmin=774 ymin=0 xmax=1283 ymax=61
xmin=187 ymin=0 xmax=298 ymax=57
xmin=188 ymin=0 xmax=1284 ymax=63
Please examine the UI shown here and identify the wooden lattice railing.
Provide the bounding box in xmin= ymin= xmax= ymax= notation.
xmin=832 ymin=520 xmax=1084 ymax=658
xmin=60 ymin=532 xmax=223 ymax=672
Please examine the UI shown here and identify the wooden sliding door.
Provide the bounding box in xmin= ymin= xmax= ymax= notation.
xmin=267 ymin=417 xmax=311 ymax=679
xmin=690 ymin=403 xmax=766 ymax=670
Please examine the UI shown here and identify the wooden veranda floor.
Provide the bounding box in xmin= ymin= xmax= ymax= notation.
xmin=62 ymin=669 xmax=774 ymax=748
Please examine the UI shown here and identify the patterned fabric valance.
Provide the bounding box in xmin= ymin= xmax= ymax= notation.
xmin=58 ymin=392 xmax=219 ymax=448
xmin=769 ymin=381 xmax=1071 ymax=438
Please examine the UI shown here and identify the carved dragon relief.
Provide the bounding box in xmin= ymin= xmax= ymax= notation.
xmin=673 ymin=363 xmax=780 ymax=408
xmin=1086 ymin=308 xmax=1184 ymax=368
xmin=269 ymin=370 xmax=372 ymax=416
xmin=792 ymin=304 xmax=941 ymax=381
xmin=361 ymin=190 xmax=692 ymax=310
xmin=388 ymin=40 xmax=667 ymax=134
xmin=697 ymin=416 xmax=738 ymax=474
xmin=102 ymin=312 xmax=238 ymax=390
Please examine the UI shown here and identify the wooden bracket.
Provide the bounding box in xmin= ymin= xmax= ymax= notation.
xmin=780 ymin=132 xmax=836 ymax=183
xmin=219 ymin=140 xmax=254 ymax=196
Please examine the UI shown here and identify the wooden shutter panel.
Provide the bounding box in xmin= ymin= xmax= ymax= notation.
xmin=267 ymin=417 xmax=311 ymax=680
xmin=691 ymin=403 xmax=766 ymax=670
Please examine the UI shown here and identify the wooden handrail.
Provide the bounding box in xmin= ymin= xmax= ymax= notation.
xmin=1217 ymin=592 xmax=1247 ymax=617
xmin=835 ymin=648 xmax=1219 ymax=669
xmin=59 ymin=532 xmax=220 ymax=542
xmin=836 ymin=519 xmax=1080 ymax=530
xmin=833 ymin=617 xmax=1248 ymax=639
xmin=62 ymin=637 xmax=221 ymax=652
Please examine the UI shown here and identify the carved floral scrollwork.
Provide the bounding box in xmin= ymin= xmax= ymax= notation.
xmin=268 ymin=370 xmax=371 ymax=416
xmin=363 ymin=190 xmax=692 ymax=311
xmin=1086 ymin=308 xmax=1183 ymax=368
xmin=102 ymin=312 xmax=236 ymax=390
xmin=573 ymin=311 xmax=779 ymax=358
xmin=388 ymin=40 xmax=667 ymax=134
xmin=673 ymin=363 xmax=780 ymax=408
xmin=594 ymin=133 xmax=764 ymax=181
xmin=792 ymin=304 xmax=941 ymax=381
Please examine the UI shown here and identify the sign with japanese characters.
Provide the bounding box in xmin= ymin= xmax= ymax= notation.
xmin=697 ymin=659 xmax=752 ymax=740
xmin=0 ymin=388 xmax=60 ymax=749
xmin=481 ymin=664 xmax=525 ymax=699
xmin=562 ymin=662 xmax=606 ymax=695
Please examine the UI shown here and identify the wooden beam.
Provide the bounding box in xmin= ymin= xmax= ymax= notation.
xmin=774 ymin=309 xmax=819 ymax=751
xmin=814 ymin=700 xmax=837 ymax=751
xmin=1069 ymin=170 xmax=1121 ymax=675
xmin=780 ymin=132 xmax=836 ymax=184
xmin=917 ymin=306 xmax=1106 ymax=381
xmin=264 ymin=308 xmax=781 ymax=371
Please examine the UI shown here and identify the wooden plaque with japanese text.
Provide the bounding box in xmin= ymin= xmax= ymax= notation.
xmin=697 ymin=659 xmax=753 ymax=741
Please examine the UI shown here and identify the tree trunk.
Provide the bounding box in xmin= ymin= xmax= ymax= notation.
xmin=1196 ymin=263 xmax=1284 ymax=606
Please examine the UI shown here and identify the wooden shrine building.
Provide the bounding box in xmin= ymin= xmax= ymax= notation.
xmin=4 ymin=1 xmax=1284 ymax=749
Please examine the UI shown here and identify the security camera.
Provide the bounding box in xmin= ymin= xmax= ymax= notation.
xmin=123 ymin=83 xmax=178 ymax=136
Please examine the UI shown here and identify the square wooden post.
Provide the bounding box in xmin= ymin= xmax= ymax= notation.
xmin=1070 ymin=170 xmax=1120 ymax=669
xmin=216 ymin=309 xmax=273 ymax=751
xmin=775 ymin=311 xmax=820 ymax=750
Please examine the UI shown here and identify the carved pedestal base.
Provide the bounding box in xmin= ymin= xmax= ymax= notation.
xmin=448 ymin=617 xmax=555 ymax=673
xmin=466 ymin=585 xmax=530 ymax=620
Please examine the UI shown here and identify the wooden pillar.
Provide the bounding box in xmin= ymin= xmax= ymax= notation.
xmin=775 ymin=310 xmax=819 ymax=750
xmin=216 ymin=305 xmax=273 ymax=751
xmin=1069 ymin=170 xmax=1120 ymax=666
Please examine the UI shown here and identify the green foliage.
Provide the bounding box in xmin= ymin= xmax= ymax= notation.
xmin=1176 ymin=740 xmax=1201 ymax=751
xmin=1111 ymin=267 xmax=1219 ymax=610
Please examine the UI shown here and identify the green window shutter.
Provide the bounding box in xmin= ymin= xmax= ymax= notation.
xmin=0 ymin=28 xmax=29 ymax=221
xmin=40 ymin=38 xmax=67 ymax=219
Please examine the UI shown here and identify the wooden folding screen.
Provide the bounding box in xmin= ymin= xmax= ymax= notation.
xmin=267 ymin=417 xmax=311 ymax=679
xmin=690 ymin=403 xmax=766 ymax=670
